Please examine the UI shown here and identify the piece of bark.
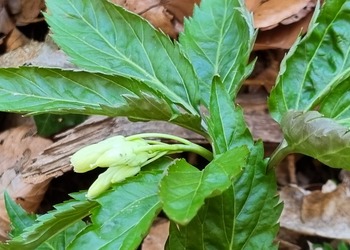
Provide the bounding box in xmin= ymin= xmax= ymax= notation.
xmin=0 ymin=125 xmax=52 ymax=241
xmin=23 ymin=117 xmax=206 ymax=183
xmin=0 ymin=36 xmax=73 ymax=68
xmin=24 ymin=111 xmax=281 ymax=184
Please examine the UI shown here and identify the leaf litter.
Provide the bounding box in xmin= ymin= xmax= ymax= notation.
xmin=1 ymin=0 xmax=349 ymax=249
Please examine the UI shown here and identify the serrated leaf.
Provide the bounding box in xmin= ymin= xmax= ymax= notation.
xmin=166 ymin=143 xmax=281 ymax=249
xmin=45 ymin=0 xmax=200 ymax=115
xmin=0 ymin=68 xmax=202 ymax=133
xmin=69 ymin=158 xmax=174 ymax=250
xmin=281 ymin=111 xmax=350 ymax=169
xmin=3 ymin=195 xmax=98 ymax=250
xmin=4 ymin=191 xmax=36 ymax=238
xmin=37 ymin=221 xmax=86 ymax=250
xmin=207 ymin=76 xmax=253 ymax=155
xmin=180 ymin=0 xmax=254 ymax=104
xmin=268 ymin=0 xmax=350 ymax=122
xmin=34 ymin=114 xmax=87 ymax=137
xmin=160 ymin=146 xmax=248 ymax=225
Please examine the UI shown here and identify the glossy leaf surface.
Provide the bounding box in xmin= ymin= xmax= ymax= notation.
xmin=281 ymin=111 xmax=350 ymax=169
xmin=69 ymin=158 xmax=173 ymax=250
xmin=166 ymin=74 xmax=281 ymax=248
xmin=0 ymin=68 xmax=201 ymax=133
xmin=319 ymin=74 xmax=350 ymax=127
xmin=2 ymin=196 xmax=97 ymax=250
xmin=37 ymin=222 xmax=86 ymax=250
xmin=180 ymin=0 xmax=254 ymax=104
xmin=207 ymin=76 xmax=253 ymax=155
xmin=269 ymin=0 xmax=350 ymax=122
xmin=167 ymin=143 xmax=281 ymax=250
xmin=160 ymin=146 xmax=248 ymax=224
xmin=4 ymin=192 xmax=36 ymax=238
xmin=45 ymin=0 xmax=200 ymax=114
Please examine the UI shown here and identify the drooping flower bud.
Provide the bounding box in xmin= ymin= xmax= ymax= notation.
xmin=70 ymin=135 xmax=164 ymax=198
xmin=70 ymin=133 xmax=213 ymax=199
xmin=86 ymin=166 xmax=142 ymax=199
xmin=94 ymin=138 xmax=150 ymax=168
xmin=70 ymin=136 xmax=127 ymax=173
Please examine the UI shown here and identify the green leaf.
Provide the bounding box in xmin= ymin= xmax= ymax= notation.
xmin=4 ymin=191 xmax=36 ymax=238
xmin=0 ymin=68 xmax=202 ymax=133
xmin=167 ymin=143 xmax=281 ymax=249
xmin=34 ymin=114 xmax=87 ymax=137
xmin=45 ymin=0 xmax=200 ymax=115
xmin=180 ymin=0 xmax=254 ymax=104
xmin=36 ymin=221 xmax=86 ymax=250
xmin=268 ymin=0 xmax=350 ymax=122
xmin=207 ymin=76 xmax=253 ymax=155
xmin=280 ymin=111 xmax=350 ymax=169
xmin=318 ymin=74 xmax=350 ymax=127
xmin=160 ymin=146 xmax=248 ymax=225
xmin=69 ymin=158 xmax=174 ymax=250
xmin=3 ymin=195 xmax=98 ymax=250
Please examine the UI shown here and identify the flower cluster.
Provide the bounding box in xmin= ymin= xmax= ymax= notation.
xmin=70 ymin=133 xmax=212 ymax=199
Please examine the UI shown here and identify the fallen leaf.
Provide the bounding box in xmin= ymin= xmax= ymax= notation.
xmin=280 ymin=172 xmax=350 ymax=240
xmin=111 ymin=0 xmax=198 ymax=38
xmin=245 ymin=0 xmax=262 ymax=11
xmin=254 ymin=12 xmax=312 ymax=50
xmin=161 ymin=0 xmax=200 ymax=22
xmin=253 ymin=0 xmax=315 ymax=30
xmin=142 ymin=218 xmax=169 ymax=250
xmin=10 ymin=0 xmax=46 ymax=26
xmin=0 ymin=126 xmax=52 ymax=240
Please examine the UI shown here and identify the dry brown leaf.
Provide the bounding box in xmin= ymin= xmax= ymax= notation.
xmin=142 ymin=5 xmax=180 ymax=38
xmin=2 ymin=27 xmax=29 ymax=52
xmin=254 ymin=12 xmax=312 ymax=50
xmin=280 ymin=175 xmax=350 ymax=240
xmin=0 ymin=126 xmax=52 ymax=241
xmin=9 ymin=0 xmax=46 ymax=26
xmin=245 ymin=0 xmax=262 ymax=11
xmin=161 ymin=0 xmax=200 ymax=22
xmin=0 ymin=5 xmax=15 ymax=36
xmin=123 ymin=0 xmax=159 ymax=13
xmin=142 ymin=218 xmax=169 ymax=250
xmin=253 ymin=0 xmax=315 ymax=30
xmin=111 ymin=0 xmax=199 ymax=38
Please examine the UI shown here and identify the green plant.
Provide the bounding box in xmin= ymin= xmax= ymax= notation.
xmin=1 ymin=0 xmax=350 ymax=249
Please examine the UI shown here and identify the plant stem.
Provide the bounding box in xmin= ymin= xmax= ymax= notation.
xmin=137 ymin=143 xmax=213 ymax=161
xmin=128 ymin=133 xmax=213 ymax=161
xmin=127 ymin=133 xmax=197 ymax=145
xmin=267 ymin=139 xmax=294 ymax=169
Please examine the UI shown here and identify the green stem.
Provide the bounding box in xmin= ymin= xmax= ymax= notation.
xmin=128 ymin=133 xmax=213 ymax=161
xmin=127 ymin=133 xmax=197 ymax=145
xmin=137 ymin=143 xmax=213 ymax=161
xmin=267 ymin=139 xmax=294 ymax=169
